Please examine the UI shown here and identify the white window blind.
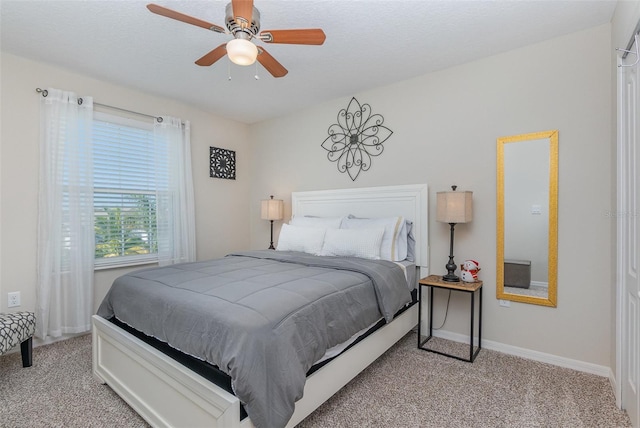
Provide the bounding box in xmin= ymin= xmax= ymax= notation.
xmin=93 ymin=111 xmax=167 ymax=268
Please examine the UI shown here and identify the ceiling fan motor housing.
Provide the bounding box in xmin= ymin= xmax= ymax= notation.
xmin=225 ymin=3 xmax=260 ymax=40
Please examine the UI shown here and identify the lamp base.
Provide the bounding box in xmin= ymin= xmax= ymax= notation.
xmin=268 ymin=220 xmax=276 ymax=250
xmin=442 ymin=273 xmax=461 ymax=282
xmin=443 ymin=223 xmax=460 ymax=282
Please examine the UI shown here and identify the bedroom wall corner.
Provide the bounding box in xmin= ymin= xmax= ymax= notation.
xmin=0 ymin=52 xmax=252 ymax=317
xmin=248 ymin=24 xmax=614 ymax=368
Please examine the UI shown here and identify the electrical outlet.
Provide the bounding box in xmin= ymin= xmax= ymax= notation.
xmin=8 ymin=292 xmax=20 ymax=308
xmin=499 ymin=299 xmax=511 ymax=308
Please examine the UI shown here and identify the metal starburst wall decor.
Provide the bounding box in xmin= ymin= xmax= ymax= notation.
xmin=321 ymin=97 xmax=393 ymax=181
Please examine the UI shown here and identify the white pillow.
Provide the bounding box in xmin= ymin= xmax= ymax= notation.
xmin=405 ymin=220 xmax=416 ymax=262
xmin=342 ymin=216 xmax=408 ymax=261
xmin=319 ymin=228 xmax=385 ymax=260
xmin=289 ymin=215 xmax=344 ymax=229
xmin=276 ymin=223 xmax=326 ymax=255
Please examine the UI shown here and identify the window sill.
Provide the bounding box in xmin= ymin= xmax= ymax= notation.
xmin=94 ymin=255 xmax=159 ymax=271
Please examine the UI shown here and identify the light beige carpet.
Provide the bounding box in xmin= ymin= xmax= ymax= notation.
xmin=0 ymin=332 xmax=631 ymax=427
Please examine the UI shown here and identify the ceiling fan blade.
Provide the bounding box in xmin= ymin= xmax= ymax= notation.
xmin=195 ymin=44 xmax=228 ymax=66
xmin=259 ymin=29 xmax=326 ymax=45
xmin=232 ymin=0 xmax=253 ymax=27
xmin=147 ymin=3 xmax=225 ymax=33
xmin=257 ymin=47 xmax=288 ymax=78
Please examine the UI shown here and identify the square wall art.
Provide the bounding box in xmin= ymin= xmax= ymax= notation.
xmin=210 ymin=146 xmax=236 ymax=180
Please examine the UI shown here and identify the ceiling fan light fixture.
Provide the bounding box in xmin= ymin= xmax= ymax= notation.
xmin=226 ymin=38 xmax=258 ymax=66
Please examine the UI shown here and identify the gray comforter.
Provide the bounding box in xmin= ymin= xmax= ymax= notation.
xmin=97 ymin=250 xmax=411 ymax=428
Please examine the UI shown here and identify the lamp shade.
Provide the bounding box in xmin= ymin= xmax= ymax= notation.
xmin=226 ymin=38 xmax=258 ymax=66
xmin=436 ymin=190 xmax=473 ymax=224
xmin=261 ymin=197 xmax=284 ymax=221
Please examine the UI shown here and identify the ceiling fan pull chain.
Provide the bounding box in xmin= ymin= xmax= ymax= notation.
xmin=254 ymin=61 xmax=260 ymax=80
xmin=228 ymin=60 xmax=232 ymax=81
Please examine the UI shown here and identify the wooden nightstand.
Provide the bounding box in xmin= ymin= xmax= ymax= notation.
xmin=417 ymin=274 xmax=482 ymax=362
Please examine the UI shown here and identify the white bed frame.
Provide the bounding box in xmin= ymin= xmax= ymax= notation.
xmin=92 ymin=184 xmax=429 ymax=428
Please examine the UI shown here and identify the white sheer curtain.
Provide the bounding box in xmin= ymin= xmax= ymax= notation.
xmin=154 ymin=116 xmax=196 ymax=265
xmin=37 ymin=88 xmax=94 ymax=339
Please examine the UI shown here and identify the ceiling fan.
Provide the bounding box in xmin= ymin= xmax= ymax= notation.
xmin=147 ymin=0 xmax=326 ymax=78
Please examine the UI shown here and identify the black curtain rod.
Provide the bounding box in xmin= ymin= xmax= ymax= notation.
xmin=35 ymin=88 xmax=164 ymax=123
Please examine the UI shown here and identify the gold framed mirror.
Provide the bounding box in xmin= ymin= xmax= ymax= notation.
xmin=497 ymin=130 xmax=558 ymax=307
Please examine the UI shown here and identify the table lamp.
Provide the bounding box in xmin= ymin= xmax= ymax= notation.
xmin=437 ymin=185 xmax=473 ymax=282
xmin=261 ymin=195 xmax=284 ymax=250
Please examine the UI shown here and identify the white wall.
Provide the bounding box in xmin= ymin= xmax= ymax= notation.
xmin=0 ymin=20 xmax=619 ymax=368
xmin=248 ymin=24 xmax=613 ymax=366
xmin=0 ymin=53 xmax=252 ymax=316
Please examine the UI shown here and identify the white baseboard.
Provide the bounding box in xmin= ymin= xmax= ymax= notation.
xmin=432 ymin=329 xmax=610 ymax=377
xmin=0 ymin=332 xmax=87 ymax=356
xmin=13 ymin=328 xmax=613 ymax=380
xmin=34 ymin=332 xmax=89 ymax=348
xmin=608 ymin=367 xmax=621 ymax=408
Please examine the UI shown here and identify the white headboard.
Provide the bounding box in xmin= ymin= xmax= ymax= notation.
xmin=291 ymin=184 xmax=429 ymax=276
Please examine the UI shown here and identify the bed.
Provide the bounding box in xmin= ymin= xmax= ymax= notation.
xmin=92 ymin=183 xmax=429 ymax=428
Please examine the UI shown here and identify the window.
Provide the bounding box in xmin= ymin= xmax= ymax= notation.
xmin=93 ymin=112 xmax=168 ymax=269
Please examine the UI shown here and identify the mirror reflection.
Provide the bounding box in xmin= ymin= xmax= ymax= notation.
xmin=497 ymin=130 xmax=558 ymax=307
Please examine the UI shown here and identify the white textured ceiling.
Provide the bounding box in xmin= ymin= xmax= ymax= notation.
xmin=0 ymin=0 xmax=617 ymax=124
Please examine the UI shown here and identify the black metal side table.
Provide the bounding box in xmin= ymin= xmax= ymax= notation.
xmin=417 ymin=274 xmax=482 ymax=362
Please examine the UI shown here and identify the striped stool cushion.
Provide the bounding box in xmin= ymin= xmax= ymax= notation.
xmin=0 ymin=312 xmax=36 ymax=355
